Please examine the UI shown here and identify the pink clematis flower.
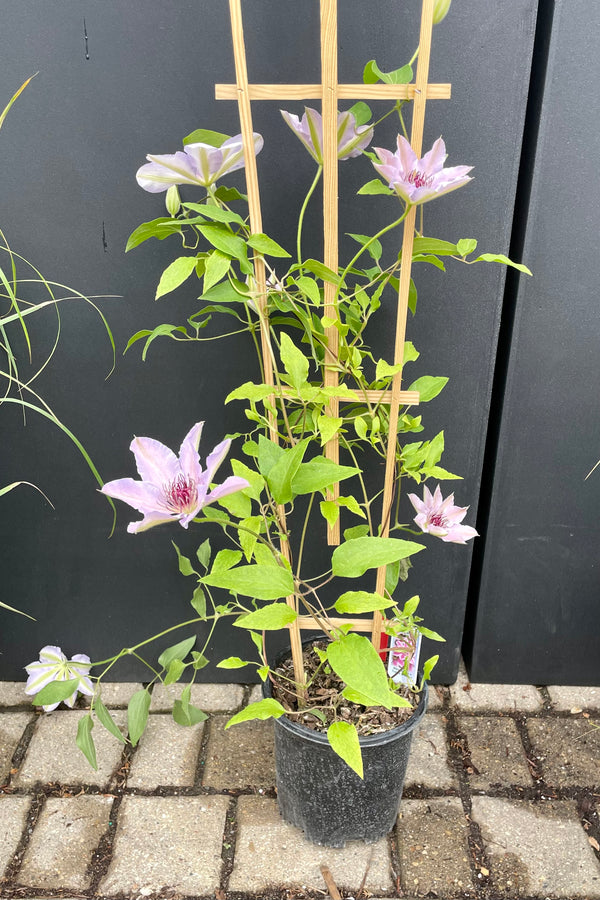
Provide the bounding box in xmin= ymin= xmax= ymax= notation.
xmin=372 ymin=136 xmax=473 ymax=205
xmin=25 ymin=646 xmax=94 ymax=711
xmin=281 ymin=107 xmax=373 ymax=164
xmin=407 ymin=485 xmax=478 ymax=544
xmin=136 ymin=133 xmax=263 ymax=192
xmin=101 ymin=423 xmax=249 ymax=533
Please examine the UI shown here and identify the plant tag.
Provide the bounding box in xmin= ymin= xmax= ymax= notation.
xmin=387 ymin=628 xmax=421 ymax=685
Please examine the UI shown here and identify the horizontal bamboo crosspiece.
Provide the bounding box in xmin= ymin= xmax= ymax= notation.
xmin=220 ymin=0 xmax=449 ymax=687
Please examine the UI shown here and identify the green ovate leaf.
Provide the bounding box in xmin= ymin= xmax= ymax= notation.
xmin=327 ymin=721 xmax=363 ymax=778
xmin=127 ymin=689 xmax=151 ymax=747
xmin=280 ymin=332 xmax=309 ymax=392
xmin=225 ymin=698 xmax=286 ymax=728
xmin=32 ymin=678 xmax=80 ymax=707
xmin=320 ymin=500 xmax=339 ymax=528
xmin=191 ymin=651 xmax=209 ymax=670
xmin=334 ymin=591 xmax=395 ymax=614
xmin=363 ymin=58 xmax=413 ymax=85
xmin=423 ymin=655 xmax=439 ymax=682
xmin=247 ymin=233 xmax=291 ymax=258
xmin=317 ymin=414 xmax=343 ymax=446
xmin=172 ymin=701 xmax=208 ymax=726
xmin=184 ymin=201 xmax=245 ymax=226
xmin=172 ymin=541 xmax=196 ymax=576
xmin=357 ymin=178 xmax=394 ymax=196
xmin=197 ymin=539 xmax=211 ymax=569
xmin=327 ymin=633 xmax=392 ymax=708
xmin=234 ymin=603 xmax=297 ymax=630
xmin=347 ymin=233 xmax=382 ymax=261
xmin=303 ymin=259 xmax=339 ymax=284
xmin=291 ymin=458 xmax=359 ymax=495
xmin=183 ymin=128 xmax=230 ymax=147
xmin=190 ymin=585 xmax=206 ymax=617
xmin=203 ymin=250 xmax=231 ymax=293
xmin=418 ymin=627 xmax=446 ymax=642
xmin=164 ymin=658 xmax=186 ymax=685
xmin=403 ymin=595 xmax=420 ymax=617
xmin=265 ymin=438 xmax=309 ymax=504
xmin=76 ymin=715 xmax=97 ymax=770
xmin=376 ymin=358 xmax=403 ymax=380
xmin=198 ymin=224 xmax=249 ymax=266
xmin=202 ymin=564 xmax=295 ymax=600
xmin=456 ymin=238 xmax=478 ymax=256
xmin=348 ymin=100 xmax=372 ymax=125
xmin=212 ymin=549 xmax=243 ymax=573
xmin=407 ymin=375 xmax=448 ymax=402
xmin=295 ymin=275 xmax=321 ymax=306
xmin=239 ymin=515 xmax=262 ymax=562
xmin=411 ymin=237 xmax=458 ymax=257
xmin=126 ymin=217 xmax=182 ymax=252
xmin=331 ymin=536 xmax=425 ymax=578
xmin=217 ymin=656 xmax=251 ymax=669
xmin=474 ymin=252 xmax=532 ymax=275
xmin=158 ymin=635 xmax=197 ymax=669
xmin=155 ymin=256 xmax=198 ymax=300
xmin=94 ymin=698 xmax=126 ymax=744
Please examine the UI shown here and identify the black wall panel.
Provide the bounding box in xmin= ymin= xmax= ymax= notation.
xmin=464 ymin=0 xmax=600 ymax=684
xmin=0 ymin=2 xmax=536 ymax=681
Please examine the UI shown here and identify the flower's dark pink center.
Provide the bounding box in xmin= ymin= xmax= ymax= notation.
xmin=164 ymin=474 xmax=198 ymax=513
xmin=430 ymin=513 xmax=447 ymax=528
xmin=407 ymin=169 xmax=434 ymax=189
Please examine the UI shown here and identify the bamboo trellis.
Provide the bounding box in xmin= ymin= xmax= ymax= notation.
xmin=218 ymin=0 xmax=450 ymax=685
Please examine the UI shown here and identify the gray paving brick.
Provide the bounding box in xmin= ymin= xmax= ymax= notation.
xmin=19 ymin=795 xmax=112 ymax=890
xmin=228 ymin=796 xmax=393 ymax=893
xmin=396 ymin=798 xmax=474 ymax=896
xmin=150 ymin=682 xmax=243 ymax=712
xmin=472 ymin=796 xmax=600 ymax=898
xmin=460 ymin=716 xmax=532 ymax=789
xmin=527 ymin=717 xmax=600 ymax=786
xmin=0 ymin=712 xmax=33 ymax=783
xmin=98 ymin=795 xmax=228 ymax=896
xmin=202 ymin=717 xmax=275 ymax=789
xmin=0 ymin=795 xmax=30 ymax=877
xmin=449 ymin=661 xmax=543 ymax=712
xmin=0 ymin=682 xmax=30 ymax=708
xmin=404 ymin=713 xmax=457 ymax=789
xmin=97 ymin=682 xmax=144 ymax=707
xmin=14 ymin=710 xmax=126 ymax=788
xmin=548 ymin=685 xmax=600 ymax=710
xmin=127 ymin=714 xmax=204 ymax=788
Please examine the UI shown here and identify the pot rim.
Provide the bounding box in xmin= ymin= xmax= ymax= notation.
xmin=263 ymin=640 xmax=428 ymax=748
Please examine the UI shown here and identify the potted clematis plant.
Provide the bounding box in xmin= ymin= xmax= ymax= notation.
xmin=26 ymin=9 xmax=529 ymax=847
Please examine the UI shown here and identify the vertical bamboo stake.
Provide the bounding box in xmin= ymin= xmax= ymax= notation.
xmin=372 ymin=0 xmax=435 ymax=650
xmin=320 ymin=0 xmax=341 ymax=546
xmin=228 ymin=0 xmax=305 ymax=688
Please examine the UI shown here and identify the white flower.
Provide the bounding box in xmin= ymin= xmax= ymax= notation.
xmin=25 ymin=646 xmax=94 ymax=711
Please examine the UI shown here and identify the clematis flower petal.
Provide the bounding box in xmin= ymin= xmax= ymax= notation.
xmin=373 ymin=135 xmax=473 ymax=205
xmin=281 ymin=107 xmax=373 ymax=163
xmin=131 ymin=437 xmax=179 ymax=485
xmin=101 ymin=422 xmax=250 ymax=533
xmin=136 ymin=133 xmax=263 ymax=193
xmin=408 ymin=485 xmax=478 ymax=544
xmin=24 ymin=647 xmax=94 ymax=711
xmin=204 ymin=475 xmax=254 ymax=507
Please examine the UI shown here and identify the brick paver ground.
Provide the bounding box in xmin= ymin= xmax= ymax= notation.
xmin=0 ymin=676 xmax=598 ymax=899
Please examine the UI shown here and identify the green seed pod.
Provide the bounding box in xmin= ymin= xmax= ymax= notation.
xmin=432 ymin=0 xmax=451 ymax=24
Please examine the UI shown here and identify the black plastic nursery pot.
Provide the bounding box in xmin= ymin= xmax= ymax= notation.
xmin=263 ymin=654 xmax=428 ymax=848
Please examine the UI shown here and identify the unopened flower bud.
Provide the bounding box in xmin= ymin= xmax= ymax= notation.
xmin=165 ymin=185 xmax=181 ymax=217
xmin=433 ymin=0 xmax=451 ymax=24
